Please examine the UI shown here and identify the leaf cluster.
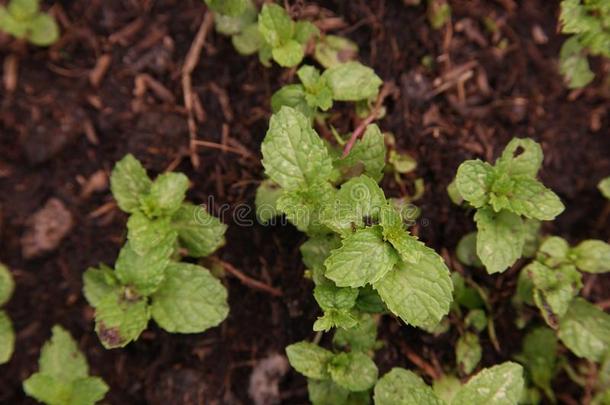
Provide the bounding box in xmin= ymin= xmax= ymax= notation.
xmin=82 ymin=154 xmax=229 ymax=348
xmin=0 ymin=0 xmax=59 ymax=46
xmin=0 ymin=263 xmax=15 ymax=364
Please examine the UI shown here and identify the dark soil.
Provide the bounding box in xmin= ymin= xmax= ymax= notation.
xmin=0 ymin=0 xmax=609 ymax=404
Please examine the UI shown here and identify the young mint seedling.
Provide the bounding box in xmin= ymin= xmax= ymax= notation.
xmin=83 ymin=154 xmax=229 ymax=348
xmin=0 ymin=0 xmax=59 ymax=46
xmin=451 ymin=138 xmax=564 ymax=274
xmin=23 ymin=326 xmax=109 ymax=405
xmin=559 ymin=0 xmax=610 ymax=88
xmin=0 ymin=263 xmax=15 ymax=364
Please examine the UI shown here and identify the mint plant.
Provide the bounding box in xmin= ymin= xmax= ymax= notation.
xmin=23 ymin=326 xmax=109 ymax=405
xmin=0 ymin=0 xmax=59 ymax=46
xmin=599 ymin=176 xmax=610 ymax=199
xmin=375 ymin=362 xmax=525 ymax=405
xmin=83 ymin=154 xmax=229 ymax=348
xmin=450 ymin=138 xmax=564 ymax=274
xmin=0 ymin=263 xmax=15 ymax=364
xmin=559 ymin=0 xmax=610 ymax=88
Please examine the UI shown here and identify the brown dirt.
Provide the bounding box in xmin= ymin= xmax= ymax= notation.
xmin=0 ymin=0 xmax=609 ymax=404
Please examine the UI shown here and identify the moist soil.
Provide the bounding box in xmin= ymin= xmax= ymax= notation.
xmin=0 ymin=0 xmax=609 ymax=404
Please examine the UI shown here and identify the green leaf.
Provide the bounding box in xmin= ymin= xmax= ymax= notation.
xmin=140 ymin=172 xmax=189 ymax=217
xmin=214 ymin=0 xmax=256 ymax=35
xmin=286 ymin=341 xmax=333 ymax=380
xmin=475 ymin=208 xmax=525 ymax=274
xmin=204 ymin=0 xmax=248 ymax=16
xmin=465 ymin=309 xmax=487 ymax=332
xmin=308 ymin=379 xmax=349 ymax=405
xmin=572 ymin=240 xmax=610 ymax=273
xmin=355 ymin=285 xmax=386 ymax=313
xmin=522 ymin=219 xmax=542 ymax=258
xmin=325 ymin=226 xmax=399 ymax=288
xmin=258 ymin=3 xmax=293 ymax=48
xmin=115 ymin=238 xmax=174 ymax=296
xmin=126 ymin=211 xmax=176 ymax=255
xmin=0 ymin=7 xmax=28 ymax=38
xmin=8 ymin=0 xmax=38 ymax=20
xmin=432 ymin=375 xmax=462 ymax=404
xmin=82 ymin=264 xmax=118 ymax=308
xmin=320 ymin=175 xmax=386 ymax=235
xmin=0 ymin=263 xmax=14 ymax=306
xmin=374 ymin=368 xmax=442 ymax=405
xmin=336 ymin=124 xmax=386 ymax=182
xmin=314 ymin=283 xmax=359 ymax=311
xmin=538 ymin=236 xmax=569 ymax=265
xmin=293 ymin=20 xmax=319 ymax=44
xmin=558 ymin=298 xmax=610 ymax=362
xmin=333 ymin=314 xmax=378 ymax=352
xmin=95 ymin=291 xmax=150 ymax=349
xmin=599 ymin=177 xmax=610 ymax=199
xmin=151 ymin=263 xmax=229 ymax=333
xmin=271 ymin=84 xmax=313 ymax=118
xmin=506 ymin=177 xmax=564 ymax=221
xmin=0 ymin=311 xmax=15 ymax=364
xmin=379 ymin=205 xmax=430 ymax=265
xmin=27 ymin=13 xmax=59 ymax=46
xmin=328 ymin=352 xmax=378 ymax=391
xmin=271 ymin=39 xmax=304 ymax=67
xmin=23 ymin=374 xmax=72 ymax=405
xmin=255 ymin=180 xmax=284 ymax=224
xmin=373 ymin=249 xmax=453 ymax=328
xmin=39 ymin=326 xmax=88 ymax=381
xmin=232 ymin=23 xmax=262 ymax=55
xmin=69 ymin=377 xmax=110 ymax=405
xmin=110 ymin=154 xmax=152 ymax=213
xmin=559 ymin=36 xmax=595 ymax=88
xmin=313 ymin=309 xmax=358 ymax=332
xmin=300 ymin=234 xmax=342 ymax=273
xmin=171 ymin=203 xmax=227 ymax=257
xmin=456 ymin=332 xmax=482 ymax=375
xmin=314 ymin=35 xmax=358 ymax=68
xmin=322 ymin=62 xmax=383 ymax=101
xmin=455 ymin=160 xmax=494 ymax=208
xmin=518 ymin=327 xmax=557 ymax=401
xmin=452 ymin=362 xmax=525 ymax=405
xmin=456 ymin=232 xmax=483 ymax=268
xmin=261 ymin=106 xmax=333 ymax=189
xmin=496 ymin=138 xmax=543 ymax=178
xmin=277 ymin=180 xmax=335 ymax=234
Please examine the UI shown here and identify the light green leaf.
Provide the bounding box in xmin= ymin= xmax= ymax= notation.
xmin=379 ymin=205 xmax=430 ymax=265
xmin=336 ymin=124 xmax=386 ymax=182
xmin=0 ymin=7 xmax=28 ymax=37
xmin=506 ymin=177 xmax=564 ymax=221
xmin=151 ymin=263 xmax=228 ymax=333
xmin=433 ymin=375 xmax=462 ymax=404
xmin=558 ymin=298 xmax=610 ymax=362
xmin=255 ymin=180 xmax=284 ymax=224
xmin=355 ymin=285 xmax=386 ymax=313
xmin=204 ymin=0 xmax=248 ymax=16
xmin=322 ymin=62 xmax=382 ymax=101
xmin=455 ymin=160 xmax=494 ymax=208
xmin=140 ymin=172 xmax=189 ymax=217
xmin=261 ymin=107 xmax=333 ymax=189
xmin=314 ymin=283 xmax=358 ymax=311
xmin=333 ymin=314 xmax=378 ymax=352
xmin=39 ymin=326 xmax=88 ymax=381
xmin=320 ymin=175 xmax=386 ymax=235
xmin=456 ymin=232 xmax=483 ymax=268
xmin=300 ymin=234 xmax=341 ymax=273
xmin=475 ymin=208 xmax=524 ymax=274
xmin=171 ymin=203 xmax=227 ymax=257
xmin=23 ymin=374 xmax=72 ymax=405
xmin=465 ymin=309 xmax=487 ymax=333
xmin=308 ymin=379 xmax=349 ymax=405
xmin=328 ymin=352 xmax=378 ymax=391
xmin=277 ymin=180 xmax=335 ymax=234
xmin=115 ymin=238 xmax=174 ymax=296
xmin=271 ymin=39 xmax=304 ymax=67
xmin=559 ymin=36 xmax=595 ymax=89
xmin=325 ymin=226 xmax=399 ymax=288
xmin=126 ymin=212 xmax=176 ymax=255
xmin=214 ymin=0 xmax=256 ymax=35
xmin=95 ymin=291 xmax=150 ymax=349
xmin=258 ymin=3 xmax=293 ymax=47
xmin=232 ymin=23 xmax=262 ymax=55
xmin=0 ymin=263 xmax=14 ymax=306
xmin=27 ymin=13 xmax=59 ymax=46
xmin=538 ymin=236 xmax=569 ymax=265
xmin=82 ymin=264 xmax=118 ymax=308
xmin=286 ymin=341 xmax=333 ymax=380
xmin=374 ymin=368 xmax=442 ymax=405
xmin=447 ymin=179 xmax=464 ymax=205
xmin=314 ymin=35 xmax=358 ymax=68
xmin=271 ymin=84 xmax=313 ymax=118
xmin=518 ymin=327 xmax=557 ymax=401
xmin=456 ymin=332 xmax=482 ymax=375
xmin=452 ymin=362 xmax=525 ymax=405
xmin=69 ymin=376 xmax=109 ymax=405
xmin=293 ymin=20 xmax=319 ymax=44
xmin=599 ymin=177 xmax=610 ymax=199
xmin=373 ymin=249 xmax=453 ymax=328
xmin=110 ymin=154 xmax=152 ymax=213
xmin=572 ymin=240 xmax=610 ymax=273
xmin=313 ymin=309 xmax=358 ymax=332
xmin=496 ymin=138 xmax=543 ymax=178
xmin=0 ymin=311 xmax=15 ymax=364
xmin=522 ymin=219 xmax=541 ymax=258
xmin=8 ymin=0 xmax=38 ymax=19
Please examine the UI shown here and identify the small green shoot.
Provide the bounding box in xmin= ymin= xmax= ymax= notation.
xmin=0 ymin=0 xmax=59 ymax=46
